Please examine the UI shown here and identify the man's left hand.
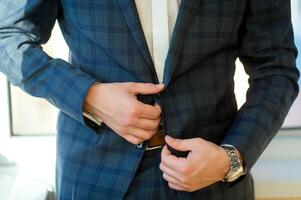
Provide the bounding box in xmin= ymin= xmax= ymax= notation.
xmin=159 ymin=135 xmax=230 ymax=192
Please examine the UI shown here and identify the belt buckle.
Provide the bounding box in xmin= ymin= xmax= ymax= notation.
xmin=144 ymin=122 xmax=164 ymax=151
xmin=145 ymin=144 xmax=163 ymax=151
xmin=145 ymin=124 xmax=164 ymax=151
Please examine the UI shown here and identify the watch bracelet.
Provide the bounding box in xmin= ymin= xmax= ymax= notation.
xmin=220 ymin=144 xmax=242 ymax=182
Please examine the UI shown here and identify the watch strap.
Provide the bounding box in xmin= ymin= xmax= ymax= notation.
xmin=221 ymin=144 xmax=247 ymax=182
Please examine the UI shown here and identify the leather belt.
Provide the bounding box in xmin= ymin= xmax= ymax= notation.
xmin=145 ymin=124 xmax=165 ymax=151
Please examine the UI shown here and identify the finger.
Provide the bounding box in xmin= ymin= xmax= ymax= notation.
xmin=159 ymin=163 xmax=183 ymax=183
xmin=123 ymin=134 xmax=144 ymax=145
xmin=161 ymin=145 xmax=187 ymax=173
xmin=161 ymin=145 xmax=172 ymax=156
xmin=162 ymin=173 xmax=184 ymax=185
xmin=128 ymin=127 xmax=156 ymax=140
xmin=165 ymin=135 xmax=194 ymax=152
xmin=93 ymin=107 xmax=146 ymax=145
xmin=168 ymin=182 xmax=187 ymax=191
xmin=137 ymin=102 xmax=161 ymax=119
xmin=128 ymin=83 xmax=164 ymax=95
xmin=135 ymin=117 xmax=161 ymax=130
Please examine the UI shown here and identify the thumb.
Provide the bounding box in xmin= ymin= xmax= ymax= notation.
xmin=165 ymin=135 xmax=193 ymax=152
xmin=128 ymin=83 xmax=164 ymax=95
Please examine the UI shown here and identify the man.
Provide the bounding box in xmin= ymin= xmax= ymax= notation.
xmin=0 ymin=0 xmax=299 ymax=199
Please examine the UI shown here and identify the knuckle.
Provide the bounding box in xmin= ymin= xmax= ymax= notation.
xmin=127 ymin=82 xmax=135 ymax=89
xmin=126 ymin=136 xmax=139 ymax=145
xmin=153 ymin=120 xmax=160 ymax=128
xmin=121 ymin=126 xmax=129 ymax=133
xmin=133 ymin=138 xmax=142 ymax=145
xmin=149 ymin=128 xmax=158 ymax=136
xmin=147 ymin=125 xmax=155 ymax=132
xmin=147 ymin=130 xmax=156 ymax=138
xmin=143 ymin=133 xmax=151 ymax=140
xmin=123 ymin=135 xmax=131 ymax=143
xmin=138 ymin=130 xmax=148 ymax=139
xmin=180 ymin=164 xmax=191 ymax=175
xmin=121 ymin=117 xmax=133 ymax=126
xmin=157 ymin=108 xmax=162 ymax=116
xmin=128 ymin=104 xmax=139 ymax=116
xmin=127 ymin=82 xmax=139 ymax=94
xmin=180 ymin=175 xmax=188 ymax=184
xmin=153 ymin=128 xmax=159 ymax=134
xmin=161 ymin=150 xmax=165 ymax=158
xmin=159 ymin=163 xmax=163 ymax=171
xmin=153 ymin=129 xmax=158 ymax=135
xmin=153 ymin=110 xmax=161 ymax=118
xmin=116 ymin=126 xmax=125 ymax=134
xmin=150 ymin=121 xmax=159 ymax=130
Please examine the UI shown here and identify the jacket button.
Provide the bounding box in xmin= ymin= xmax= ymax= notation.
xmin=136 ymin=143 xmax=144 ymax=150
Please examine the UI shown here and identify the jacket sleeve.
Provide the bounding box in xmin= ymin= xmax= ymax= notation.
xmin=0 ymin=0 xmax=97 ymax=125
xmin=221 ymin=0 xmax=300 ymax=170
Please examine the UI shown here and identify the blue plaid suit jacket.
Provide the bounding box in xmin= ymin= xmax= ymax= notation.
xmin=0 ymin=0 xmax=299 ymax=199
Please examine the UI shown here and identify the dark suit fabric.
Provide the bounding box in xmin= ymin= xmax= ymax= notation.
xmin=0 ymin=0 xmax=299 ymax=199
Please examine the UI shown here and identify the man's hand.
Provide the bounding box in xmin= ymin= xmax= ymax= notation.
xmin=84 ymin=82 xmax=164 ymax=145
xmin=160 ymin=135 xmax=230 ymax=192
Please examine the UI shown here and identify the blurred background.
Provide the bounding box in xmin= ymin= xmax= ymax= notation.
xmin=0 ymin=1 xmax=301 ymax=200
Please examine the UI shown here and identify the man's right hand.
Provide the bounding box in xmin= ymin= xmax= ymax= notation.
xmin=84 ymin=82 xmax=164 ymax=145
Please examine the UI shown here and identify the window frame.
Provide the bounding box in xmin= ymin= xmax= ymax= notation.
xmin=6 ymin=82 xmax=56 ymax=137
xmin=0 ymin=75 xmax=11 ymax=141
xmin=7 ymin=82 xmax=13 ymax=137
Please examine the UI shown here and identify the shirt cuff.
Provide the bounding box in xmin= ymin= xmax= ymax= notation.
xmin=83 ymin=111 xmax=103 ymax=125
xmin=83 ymin=111 xmax=103 ymax=132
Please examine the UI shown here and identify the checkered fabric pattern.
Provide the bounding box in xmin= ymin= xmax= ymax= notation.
xmin=0 ymin=0 xmax=299 ymax=199
xmin=125 ymin=149 xmax=254 ymax=200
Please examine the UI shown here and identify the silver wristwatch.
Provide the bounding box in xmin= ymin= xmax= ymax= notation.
xmin=221 ymin=144 xmax=247 ymax=182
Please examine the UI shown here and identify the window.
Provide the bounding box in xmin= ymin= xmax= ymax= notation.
xmin=282 ymin=0 xmax=301 ymax=128
xmin=6 ymin=2 xmax=301 ymax=136
xmin=8 ymin=23 xmax=68 ymax=136
xmin=235 ymin=1 xmax=301 ymax=129
xmin=9 ymin=86 xmax=58 ymax=135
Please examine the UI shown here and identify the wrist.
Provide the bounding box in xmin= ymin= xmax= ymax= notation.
xmin=84 ymin=82 xmax=102 ymax=114
xmin=220 ymin=144 xmax=247 ymax=182
xmin=218 ymin=146 xmax=231 ymax=180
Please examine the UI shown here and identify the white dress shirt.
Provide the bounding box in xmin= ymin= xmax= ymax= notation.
xmin=135 ymin=0 xmax=181 ymax=83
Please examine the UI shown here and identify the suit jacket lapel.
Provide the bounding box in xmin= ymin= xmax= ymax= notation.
xmin=118 ymin=0 xmax=158 ymax=82
xmin=118 ymin=0 xmax=202 ymax=85
xmin=163 ymin=0 xmax=203 ymax=86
